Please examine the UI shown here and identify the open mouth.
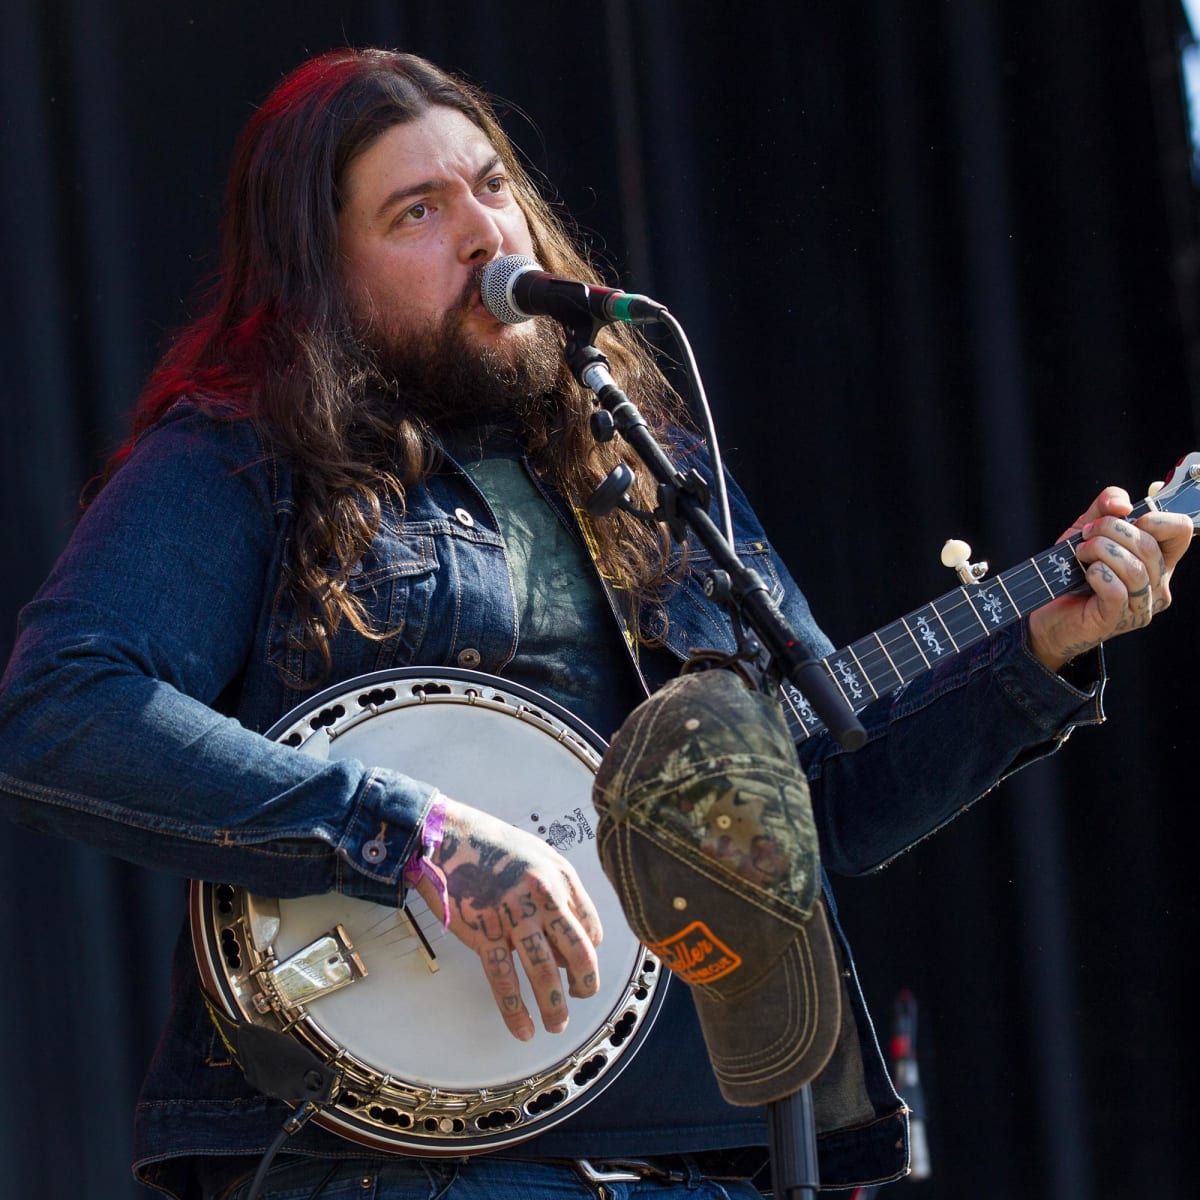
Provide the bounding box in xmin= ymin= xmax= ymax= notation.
xmin=469 ymin=291 xmax=506 ymax=324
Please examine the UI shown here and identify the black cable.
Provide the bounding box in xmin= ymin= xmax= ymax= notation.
xmin=242 ymin=1101 xmax=322 ymax=1200
xmin=243 ymin=1124 xmax=291 ymax=1200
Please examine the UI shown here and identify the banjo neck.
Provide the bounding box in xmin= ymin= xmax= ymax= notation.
xmin=777 ymin=453 xmax=1200 ymax=743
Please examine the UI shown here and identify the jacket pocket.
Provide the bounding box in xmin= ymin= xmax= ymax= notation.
xmin=646 ymin=539 xmax=785 ymax=659
xmin=268 ymin=524 xmax=439 ymax=690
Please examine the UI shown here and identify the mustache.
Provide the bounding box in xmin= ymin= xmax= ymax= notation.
xmin=456 ymin=264 xmax=487 ymax=315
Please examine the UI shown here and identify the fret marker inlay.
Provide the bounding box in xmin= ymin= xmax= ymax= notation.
xmin=1046 ymin=551 xmax=1075 ymax=588
xmin=831 ymin=657 xmax=865 ymax=700
xmin=914 ymin=614 xmax=946 ymax=657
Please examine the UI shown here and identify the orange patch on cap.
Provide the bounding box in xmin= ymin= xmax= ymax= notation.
xmin=647 ymin=920 xmax=742 ymax=984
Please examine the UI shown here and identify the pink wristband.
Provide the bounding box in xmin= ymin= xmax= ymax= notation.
xmin=402 ymin=793 xmax=450 ymax=928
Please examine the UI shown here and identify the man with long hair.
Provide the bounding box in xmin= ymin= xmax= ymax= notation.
xmin=0 ymin=49 xmax=1190 ymax=1199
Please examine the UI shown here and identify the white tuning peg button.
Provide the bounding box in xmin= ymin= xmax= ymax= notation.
xmin=941 ymin=539 xmax=972 ymax=570
xmin=1147 ymin=480 xmax=1164 ymax=498
xmin=941 ymin=538 xmax=989 ymax=585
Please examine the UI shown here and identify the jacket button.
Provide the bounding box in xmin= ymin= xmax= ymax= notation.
xmin=453 ymin=507 xmax=475 ymax=528
xmin=362 ymin=838 xmax=387 ymax=865
xmin=457 ymin=647 xmax=481 ymax=668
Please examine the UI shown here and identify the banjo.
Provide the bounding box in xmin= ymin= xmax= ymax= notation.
xmin=191 ymin=451 xmax=1200 ymax=1154
xmin=191 ymin=669 xmax=666 ymax=1155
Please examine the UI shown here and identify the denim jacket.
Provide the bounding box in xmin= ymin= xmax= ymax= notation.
xmin=0 ymin=402 xmax=1104 ymax=1194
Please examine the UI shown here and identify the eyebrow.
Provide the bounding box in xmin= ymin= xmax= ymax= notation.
xmin=373 ymin=153 xmax=503 ymax=222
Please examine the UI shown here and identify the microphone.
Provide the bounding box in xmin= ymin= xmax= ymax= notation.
xmin=480 ymin=254 xmax=666 ymax=327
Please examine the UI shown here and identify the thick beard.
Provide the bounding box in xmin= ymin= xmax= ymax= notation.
xmin=365 ymin=281 xmax=566 ymax=435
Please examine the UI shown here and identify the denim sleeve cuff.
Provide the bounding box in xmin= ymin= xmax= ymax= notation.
xmin=992 ymin=619 xmax=1107 ymax=740
xmin=335 ymin=766 xmax=438 ymax=896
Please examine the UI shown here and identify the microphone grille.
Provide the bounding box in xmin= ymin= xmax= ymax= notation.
xmin=480 ymin=254 xmax=541 ymax=324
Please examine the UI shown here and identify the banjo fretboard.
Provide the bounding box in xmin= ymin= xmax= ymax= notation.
xmin=779 ymin=494 xmax=1177 ymax=744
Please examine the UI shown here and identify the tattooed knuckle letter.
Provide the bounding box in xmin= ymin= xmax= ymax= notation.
xmin=549 ymin=916 xmax=582 ymax=946
xmin=520 ymin=933 xmax=552 ymax=967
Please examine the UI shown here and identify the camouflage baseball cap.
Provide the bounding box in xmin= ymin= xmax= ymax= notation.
xmin=593 ymin=667 xmax=840 ymax=1106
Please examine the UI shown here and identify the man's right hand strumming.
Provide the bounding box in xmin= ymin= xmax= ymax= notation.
xmin=411 ymin=795 xmax=604 ymax=1041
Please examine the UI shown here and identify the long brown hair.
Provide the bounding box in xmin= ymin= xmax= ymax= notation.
xmin=102 ymin=49 xmax=684 ymax=679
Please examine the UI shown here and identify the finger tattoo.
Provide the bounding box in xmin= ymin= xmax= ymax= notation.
xmin=549 ymin=916 xmax=582 ymax=946
xmin=502 ymin=995 xmax=520 ymax=1012
xmin=1095 ymin=562 xmax=1115 ymax=584
xmin=1130 ymin=584 xmax=1151 ymax=600
xmin=520 ymin=933 xmax=552 ymax=966
xmin=486 ymin=947 xmax=513 ymax=978
xmin=549 ymin=989 xmax=563 ymax=1008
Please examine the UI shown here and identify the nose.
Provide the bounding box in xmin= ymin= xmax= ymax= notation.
xmin=457 ymin=195 xmax=504 ymax=265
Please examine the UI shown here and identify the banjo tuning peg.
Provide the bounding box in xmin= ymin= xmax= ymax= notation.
xmin=941 ymin=538 xmax=989 ymax=585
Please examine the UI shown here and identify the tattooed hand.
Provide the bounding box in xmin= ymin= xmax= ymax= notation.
xmin=411 ymin=795 xmax=603 ymax=1041
xmin=1028 ymin=486 xmax=1194 ymax=672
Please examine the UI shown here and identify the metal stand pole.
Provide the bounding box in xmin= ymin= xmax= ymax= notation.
xmin=566 ymin=340 xmax=866 ymax=751
xmin=768 ymin=1085 xmax=820 ymax=1200
xmin=563 ymin=324 xmax=840 ymax=1197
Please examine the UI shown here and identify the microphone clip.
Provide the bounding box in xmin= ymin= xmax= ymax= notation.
xmin=564 ymin=322 xmax=608 ymax=374
xmin=654 ymin=468 xmax=711 ymax=544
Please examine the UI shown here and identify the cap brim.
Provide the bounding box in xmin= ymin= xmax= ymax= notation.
xmin=689 ymin=899 xmax=841 ymax=1107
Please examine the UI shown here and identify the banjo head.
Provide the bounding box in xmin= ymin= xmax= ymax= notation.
xmin=191 ymin=667 xmax=667 ymax=1154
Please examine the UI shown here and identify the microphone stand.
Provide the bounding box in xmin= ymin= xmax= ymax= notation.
xmin=564 ymin=335 xmax=866 ymax=754
xmin=768 ymin=1085 xmax=821 ymax=1200
xmin=562 ymin=328 xmax=866 ymax=1200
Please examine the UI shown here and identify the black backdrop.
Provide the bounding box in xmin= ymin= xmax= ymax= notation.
xmin=2 ymin=2 xmax=1198 ymax=1197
